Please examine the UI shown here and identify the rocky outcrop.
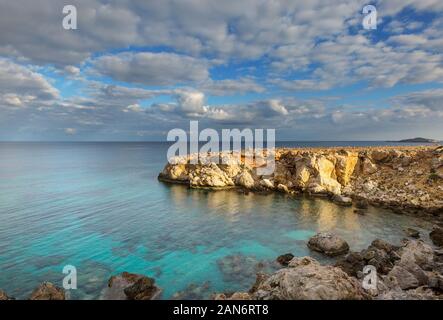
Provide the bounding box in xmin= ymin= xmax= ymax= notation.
xmin=102 ymin=272 xmax=161 ymax=300
xmin=307 ymin=232 xmax=350 ymax=256
xmin=0 ymin=289 xmax=14 ymax=300
xmin=251 ymin=257 xmax=368 ymax=300
xmin=159 ymin=146 xmax=443 ymax=215
xmin=29 ymin=282 xmax=65 ymax=300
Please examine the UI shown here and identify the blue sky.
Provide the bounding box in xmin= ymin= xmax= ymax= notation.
xmin=0 ymin=0 xmax=442 ymax=141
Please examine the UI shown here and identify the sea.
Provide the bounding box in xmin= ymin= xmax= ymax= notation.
xmin=0 ymin=141 xmax=437 ymax=299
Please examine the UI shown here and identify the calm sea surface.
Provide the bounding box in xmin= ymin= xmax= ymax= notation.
xmin=0 ymin=142 xmax=435 ymax=299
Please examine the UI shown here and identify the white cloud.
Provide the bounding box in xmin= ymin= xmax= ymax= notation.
xmin=90 ymin=52 xmax=209 ymax=86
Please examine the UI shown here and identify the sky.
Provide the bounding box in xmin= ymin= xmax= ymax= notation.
xmin=0 ymin=0 xmax=442 ymax=141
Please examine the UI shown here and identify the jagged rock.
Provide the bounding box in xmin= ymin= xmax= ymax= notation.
xmin=335 ymin=152 xmax=358 ymax=185
xmin=398 ymin=240 xmax=434 ymax=270
xmin=103 ymin=272 xmax=161 ymax=300
xmin=252 ymin=257 xmax=368 ymax=300
xmin=160 ymin=147 xmax=442 ymax=214
xmin=336 ymin=239 xmax=400 ymax=277
xmin=404 ymin=228 xmax=420 ymax=238
xmin=332 ymin=194 xmax=352 ymax=206
xmin=29 ymin=282 xmax=65 ymax=300
xmin=360 ymin=158 xmax=377 ymax=175
xmin=334 ymin=252 xmax=366 ymax=277
xmin=307 ymin=232 xmax=349 ymax=257
xmin=124 ymin=277 xmax=160 ymax=300
xmin=260 ymin=178 xmax=274 ymax=189
xmin=0 ymin=289 xmax=14 ymax=300
xmin=235 ymin=171 xmax=255 ymax=189
xmin=387 ymin=265 xmax=420 ymax=290
xmin=430 ymin=226 xmax=443 ymax=247
xmin=277 ymin=184 xmax=289 ymax=193
xmin=190 ymin=163 xmax=235 ymax=188
xmin=276 ymin=253 xmax=294 ymax=266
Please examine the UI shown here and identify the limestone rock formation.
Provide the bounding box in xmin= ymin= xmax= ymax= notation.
xmin=159 ymin=146 xmax=443 ymax=214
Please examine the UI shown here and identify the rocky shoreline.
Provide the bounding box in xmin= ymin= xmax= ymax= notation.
xmin=214 ymin=235 xmax=443 ymax=300
xmin=2 ymin=146 xmax=442 ymax=300
xmin=3 ymin=230 xmax=442 ymax=300
xmin=159 ymin=146 xmax=443 ymax=217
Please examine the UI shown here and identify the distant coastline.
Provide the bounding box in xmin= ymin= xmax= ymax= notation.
xmin=387 ymin=137 xmax=439 ymax=143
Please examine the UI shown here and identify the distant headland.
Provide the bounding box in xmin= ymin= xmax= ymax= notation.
xmin=393 ymin=137 xmax=439 ymax=143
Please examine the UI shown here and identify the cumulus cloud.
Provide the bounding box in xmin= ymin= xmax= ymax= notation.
xmin=90 ymin=52 xmax=210 ymax=86
xmin=0 ymin=59 xmax=59 ymax=101
xmin=1 ymin=1 xmax=443 ymax=140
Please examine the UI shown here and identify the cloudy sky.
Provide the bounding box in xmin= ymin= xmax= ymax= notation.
xmin=0 ymin=0 xmax=442 ymax=141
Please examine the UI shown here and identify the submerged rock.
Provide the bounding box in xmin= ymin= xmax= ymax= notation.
xmin=0 ymin=289 xmax=14 ymax=300
xmin=29 ymin=282 xmax=65 ymax=300
xmin=332 ymin=194 xmax=352 ymax=206
xmin=252 ymin=257 xmax=368 ymax=300
xmin=172 ymin=282 xmax=212 ymax=300
xmin=213 ymin=292 xmax=252 ymax=300
xmin=103 ymin=272 xmax=161 ymax=300
xmin=404 ymin=228 xmax=420 ymax=238
xmin=355 ymin=199 xmax=369 ymax=209
xmin=307 ymin=232 xmax=350 ymax=257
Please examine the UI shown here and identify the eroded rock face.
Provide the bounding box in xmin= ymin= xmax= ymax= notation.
xmin=29 ymin=282 xmax=65 ymax=300
xmin=102 ymin=272 xmax=161 ymax=300
xmin=160 ymin=146 xmax=443 ymax=214
xmin=307 ymin=232 xmax=350 ymax=257
xmin=252 ymin=257 xmax=367 ymax=300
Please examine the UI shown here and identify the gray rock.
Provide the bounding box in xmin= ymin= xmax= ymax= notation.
xmin=332 ymin=194 xmax=353 ymax=206
xmin=307 ymin=232 xmax=350 ymax=257
xmin=252 ymin=257 xmax=368 ymax=300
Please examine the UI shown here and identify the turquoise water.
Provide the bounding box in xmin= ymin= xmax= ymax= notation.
xmin=0 ymin=142 xmax=434 ymax=299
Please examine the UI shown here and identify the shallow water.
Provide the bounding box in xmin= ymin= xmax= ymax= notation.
xmin=0 ymin=142 xmax=434 ymax=299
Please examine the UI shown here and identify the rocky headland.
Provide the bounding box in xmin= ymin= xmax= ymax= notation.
xmin=159 ymin=146 xmax=443 ymax=216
